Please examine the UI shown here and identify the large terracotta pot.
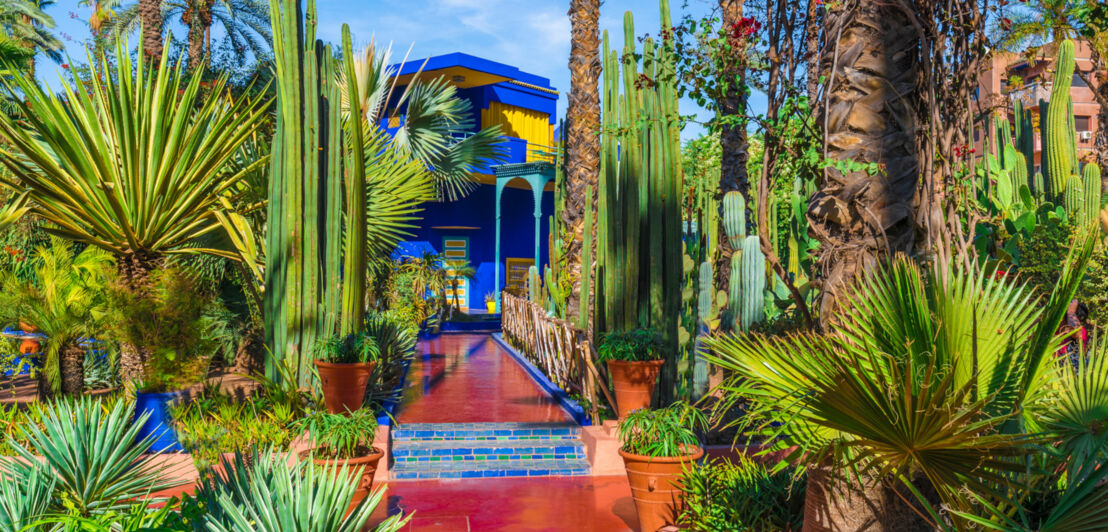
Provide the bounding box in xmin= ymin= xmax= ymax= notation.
xmin=305 ymin=447 xmax=385 ymax=510
xmin=17 ymin=320 xmax=41 ymax=355
xmin=620 ymin=445 xmax=704 ymax=532
xmin=608 ymin=359 xmax=664 ymax=419
xmin=315 ymin=360 xmax=377 ymax=414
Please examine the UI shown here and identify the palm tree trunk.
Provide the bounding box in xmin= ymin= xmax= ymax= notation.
xmin=60 ymin=344 xmax=85 ymax=395
xmin=117 ymin=253 xmax=161 ymax=383
xmin=803 ymin=465 xmax=937 ymax=531
xmin=714 ymin=0 xmax=749 ymax=294
xmin=563 ymin=0 xmax=601 ymax=327
xmin=186 ymin=6 xmax=204 ymax=70
xmin=139 ymin=0 xmax=164 ymax=60
xmin=807 ymin=0 xmax=920 ymax=325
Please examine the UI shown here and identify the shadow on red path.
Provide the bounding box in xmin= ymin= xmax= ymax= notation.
xmin=378 ymin=476 xmax=639 ymax=532
xmin=396 ymin=333 xmax=571 ymax=424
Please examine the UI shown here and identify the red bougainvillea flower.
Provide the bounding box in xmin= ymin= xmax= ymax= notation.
xmin=730 ymin=17 xmax=761 ymax=39
xmin=61 ymin=64 xmax=69 ymax=69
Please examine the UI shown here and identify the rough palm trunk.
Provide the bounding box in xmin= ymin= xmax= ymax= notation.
xmin=714 ymin=0 xmax=750 ymax=294
xmin=807 ymin=1 xmax=919 ymax=327
xmin=139 ymin=0 xmax=164 ymax=60
xmin=805 ymin=0 xmax=821 ymax=103
xmin=186 ymin=3 xmax=205 ymax=69
xmin=563 ymin=0 xmax=601 ymax=325
xmin=803 ymin=466 xmax=937 ymax=532
xmin=60 ymin=345 xmax=85 ymax=395
xmin=116 ymin=253 xmax=161 ymax=383
xmin=1092 ymin=52 xmax=1108 ymax=186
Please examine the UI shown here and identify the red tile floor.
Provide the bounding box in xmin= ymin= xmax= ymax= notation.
xmin=374 ymin=333 xmax=638 ymax=531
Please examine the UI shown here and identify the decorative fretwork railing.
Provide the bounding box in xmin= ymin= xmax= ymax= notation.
xmin=500 ymin=292 xmax=614 ymax=423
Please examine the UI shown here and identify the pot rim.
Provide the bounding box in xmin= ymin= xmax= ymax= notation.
xmin=302 ymin=447 xmax=385 ymax=465
xmin=618 ymin=444 xmax=704 ymax=463
xmin=607 ymin=359 xmax=665 ymax=367
xmin=313 ymin=360 xmax=378 ymax=369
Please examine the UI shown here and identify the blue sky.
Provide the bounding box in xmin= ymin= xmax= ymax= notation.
xmin=36 ymin=0 xmax=769 ymax=141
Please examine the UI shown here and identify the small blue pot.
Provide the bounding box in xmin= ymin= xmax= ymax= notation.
xmin=134 ymin=391 xmax=184 ymax=452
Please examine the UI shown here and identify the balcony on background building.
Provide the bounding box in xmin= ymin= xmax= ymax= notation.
xmin=1007 ymin=82 xmax=1052 ymax=107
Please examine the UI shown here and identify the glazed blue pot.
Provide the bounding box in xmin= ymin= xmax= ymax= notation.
xmin=134 ymin=391 xmax=184 ymax=452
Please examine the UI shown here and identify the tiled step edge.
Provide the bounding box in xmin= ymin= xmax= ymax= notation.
xmin=391 ymin=458 xmax=591 ymax=480
xmin=393 ymin=427 xmax=580 ymax=441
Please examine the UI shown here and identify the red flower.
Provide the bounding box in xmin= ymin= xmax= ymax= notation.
xmin=730 ymin=17 xmax=761 ymax=39
xmin=1001 ymin=18 xmax=1013 ymax=31
xmin=61 ymin=63 xmax=70 ymax=69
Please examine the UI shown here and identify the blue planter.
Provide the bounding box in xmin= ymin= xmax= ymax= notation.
xmin=376 ymin=357 xmax=414 ymax=426
xmin=134 ymin=391 xmax=184 ymax=452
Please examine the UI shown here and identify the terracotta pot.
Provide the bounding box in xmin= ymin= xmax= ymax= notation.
xmin=608 ymin=359 xmax=664 ymax=419
xmin=18 ymin=320 xmax=37 ymax=333
xmin=315 ymin=360 xmax=377 ymax=414
xmin=305 ymin=447 xmax=385 ymax=510
xmin=619 ymin=445 xmax=704 ymax=532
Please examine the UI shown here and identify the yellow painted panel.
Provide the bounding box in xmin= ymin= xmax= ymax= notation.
xmin=482 ymin=102 xmax=552 ymax=147
xmin=444 ymin=239 xmax=468 ymax=248
xmin=443 ymin=250 xmax=467 ymax=258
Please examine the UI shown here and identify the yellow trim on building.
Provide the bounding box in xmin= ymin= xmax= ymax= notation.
xmin=482 ymin=102 xmax=553 ymax=148
xmin=507 ymin=79 xmax=560 ymax=95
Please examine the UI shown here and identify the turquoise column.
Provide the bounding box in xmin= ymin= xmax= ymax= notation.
xmin=493 ymin=179 xmax=507 ymax=312
xmin=530 ymin=176 xmax=544 ymax=269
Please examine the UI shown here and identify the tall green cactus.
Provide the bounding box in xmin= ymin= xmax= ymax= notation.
xmin=577 ymin=184 xmax=593 ymax=331
xmin=1045 ymin=40 xmax=1076 ymax=197
xmin=738 ymin=235 xmax=765 ymax=331
xmin=727 ymin=252 xmax=741 ymax=326
xmin=528 ymin=265 xmax=540 ymax=303
xmin=1065 ymin=175 xmax=1084 ymax=223
xmin=1013 ymin=99 xmax=1036 ymax=187
xmin=722 ymin=191 xmax=746 ymax=247
xmin=697 ymin=262 xmax=713 ymax=322
xmin=1034 ymin=171 xmax=1046 ymax=203
xmin=1084 ymin=164 xmax=1103 ymax=225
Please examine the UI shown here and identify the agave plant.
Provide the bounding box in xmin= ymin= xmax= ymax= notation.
xmin=705 ymin=228 xmax=1098 ymax=528
xmin=0 ymin=39 xmax=270 ymax=381
xmin=0 ymin=462 xmax=54 ymax=531
xmin=193 ymin=451 xmax=409 ymax=532
xmin=0 ymin=397 xmax=177 ymax=519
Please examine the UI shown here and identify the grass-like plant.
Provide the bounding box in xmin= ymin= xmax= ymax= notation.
xmin=174 ymin=389 xmax=299 ymax=473
xmin=363 ymin=311 xmax=417 ymax=409
xmin=619 ymin=402 xmax=707 ymax=457
xmin=193 ymin=451 xmax=409 ymax=532
xmin=596 ymin=328 xmax=665 ymax=363
xmin=313 ymin=333 xmax=381 ymax=365
xmin=297 ymin=409 xmax=380 ymax=460
xmin=0 ymin=397 xmax=176 ymax=517
xmin=679 ymin=456 xmax=806 ymax=532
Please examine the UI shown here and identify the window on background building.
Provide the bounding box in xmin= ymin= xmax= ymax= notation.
xmin=1073 ymin=73 xmax=1088 ymax=88
xmin=1076 ymin=116 xmax=1091 ymax=131
xmin=973 ymin=129 xmax=980 ymax=141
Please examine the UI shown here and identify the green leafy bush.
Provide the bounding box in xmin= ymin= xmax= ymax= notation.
xmin=619 ymin=402 xmax=707 ymax=457
xmin=596 ymin=328 xmax=665 ymax=363
xmin=313 ymin=332 xmax=381 ymax=365
xmin=297 ymin=409 xmax=379 ymax=460
xmin=679 ymin=456 xmax=806 ymax=531
xmin=173 ymin=389 xmax=299 ymax=474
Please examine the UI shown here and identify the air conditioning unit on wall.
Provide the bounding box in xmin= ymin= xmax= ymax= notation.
xmin=1080 ymin=131 xmax=1094 ymax=140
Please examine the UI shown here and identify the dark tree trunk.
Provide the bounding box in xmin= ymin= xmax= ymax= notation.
xmin=803 ymin=466 xmax=938 ymax=531
xmin=186 ymin=6 xmax=204 ymax=70
xmin=563 ymin=0 xmax=602 ymax=327
xmin=116 ymin=253 xmax=162 ymax=383
xmin=60 ymin=345 xmax=85 ymax=395
xmin=807 ymin=1 xmax=920 ymax=326
xmin=140 ymin=0 xmax=164 ymax=60
xmin=714 ymin=0 xmax=750 ymax=295
xmin=805 ymin=0 xmax=821 ymax=103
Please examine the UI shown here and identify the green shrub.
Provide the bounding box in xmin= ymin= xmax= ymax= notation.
xmin=312 ymin=332 xmax=381 ymax=365
xmin=679 ymin=456 xmax=806 ymax=531
xmin=596 ymin=328 xmax=665 ymax=363
xmin=619 ymin=402 xmax=707 ymax=457
xmin=296 ymin=409 xmax=379 ymax=460
xmin=173 ymin=389 xmax=298 ymax=474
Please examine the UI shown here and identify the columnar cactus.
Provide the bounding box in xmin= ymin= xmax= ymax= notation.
xmin=1084 ymin=164 xmax=1103 ymax=224
xmin=1045 ymin=40 xmax=1076 ymax=197
xmin=697 ymin=261 xmax=713 ymax=322
xmin=1034 ymin=172 xmax=1046 ymax=203
xmin=1064 ymin=175 xmax=1084 ymax=223
xmin=739 ymin=235 xmax=766 ymax=331
xmin=727 ymin=252 xmax=742 ymax=328
xmin=723 ymin=191 xmax=746 ymax=248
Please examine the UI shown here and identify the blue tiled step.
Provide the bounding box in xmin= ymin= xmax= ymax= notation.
xmin=392 ymin=437 xmax=585 ymax=462
xmin=391 ymin=458 xmax=591 ymax=480
xmin=392 ymin=421 xmax=580 ymax=442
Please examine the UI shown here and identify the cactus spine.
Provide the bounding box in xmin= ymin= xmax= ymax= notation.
xmin=738 ymin=235 xmax=766 ymax=331
xmin=1045 ymin=40 xmax=1076 ymax=197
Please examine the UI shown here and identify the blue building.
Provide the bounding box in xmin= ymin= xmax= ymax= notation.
xmin=389 ymin=53 xmax=559 ymax=313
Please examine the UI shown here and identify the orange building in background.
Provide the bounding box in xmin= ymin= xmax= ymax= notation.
xmin=976 ymin=40 xmax=1102 ymax=171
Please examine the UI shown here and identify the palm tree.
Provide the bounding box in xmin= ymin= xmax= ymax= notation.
xmin=563 ymin=0 xmax=601 ymax=325
xmin=0 ymin=240 xmax=113 ymax=395
xmin=103 ymin=0 xmax=271 ymax=69
xmin=0 ymin=0 xmax=62 ymax=77
xmin=807 ymin=1 xmax=921 ymax=325
xmin=139 ymin=0 xmax=162 ymax=58
xmin=706 ymin=230 xmax=1101 ymax=529
xmin=0 ymin=41 xmax=271 ymax=382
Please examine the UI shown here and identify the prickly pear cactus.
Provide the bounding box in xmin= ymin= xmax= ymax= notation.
xmin=739 ymin=235 xmax=766 ymax=331
xmin=723 ymin=191 xmax=746 ymax=248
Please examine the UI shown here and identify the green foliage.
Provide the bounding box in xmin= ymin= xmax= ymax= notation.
xmin=618 ymin=402 xmax=707 ymax=457
xmin=296 ymin=409 xmax=379 ymax=461
xmin=595 ymin=329 xmax=665 ymax=363
xmin=106 ymin=266 xmax=222 ymax=392
xmin=1016 ymin=221 xmax=1108 ymax=328
xmin=190 ymin=451 xmax=409 ymax=532
xmin=312 ymin=332 xmax=381 ymax=365
xmin=679 ymin=457 xmax=806 ymax=532
xmin=173 ymin=389 xmax=299 ymax=474
xmin=0 ymin=397 xmax=174 ymax=519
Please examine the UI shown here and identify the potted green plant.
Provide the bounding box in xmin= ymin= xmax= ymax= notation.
xmin=597 ymin=328 xmax=665 ymax=419
xmin=297 ymin=409 xmax=385 ymax=510
xmin=314 ymin=333 xmax=381 ymax=414
xmin=618 ymin=403 xmax=707 ymax=532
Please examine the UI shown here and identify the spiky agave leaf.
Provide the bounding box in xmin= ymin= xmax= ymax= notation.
xmin=195 ymin=450 xmax=410 ymax=532
xmin=0 ymin=461 xmax=55 ymax=530
xmin=1 ymin=397 xmax=177 ymax=516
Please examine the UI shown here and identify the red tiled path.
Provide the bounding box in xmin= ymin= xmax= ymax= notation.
xmin=375 ymin=476 xmax=639 ymax=532
xmin=396 ymin=334 xmax=570 ymax=423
